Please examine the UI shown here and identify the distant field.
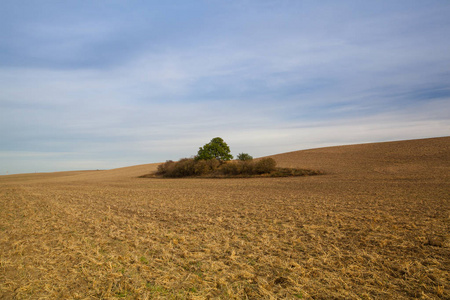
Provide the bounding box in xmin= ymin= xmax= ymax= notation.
xmin=1 ymin=137 xmax=449 ymax=299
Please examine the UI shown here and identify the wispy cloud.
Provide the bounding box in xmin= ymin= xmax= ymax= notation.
xmin=1 ymin=1 xmax=449 ymax=174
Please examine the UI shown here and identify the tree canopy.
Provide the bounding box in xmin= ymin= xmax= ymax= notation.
xmin=237 ymin=153 xmax=253 ymax=161
xmin=196 ymin=137 xmax=233 ymax=161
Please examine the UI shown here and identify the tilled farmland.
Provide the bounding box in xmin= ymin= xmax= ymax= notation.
xmin=1 ymin=137 xmax=449 ymax=299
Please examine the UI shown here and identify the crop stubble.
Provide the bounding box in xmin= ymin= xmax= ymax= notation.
xmin=0 ymin=137 xmax=449 ymax=299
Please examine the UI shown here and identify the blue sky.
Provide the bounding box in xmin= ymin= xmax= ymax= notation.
xmin=1 ymin=0 xmax=450 ymax=174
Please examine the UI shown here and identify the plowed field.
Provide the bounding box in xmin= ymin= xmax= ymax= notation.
xmin=1 ymin=137 xmax=449 ymax=299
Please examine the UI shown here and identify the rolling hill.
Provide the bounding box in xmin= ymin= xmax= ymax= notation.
xmin=1 ymin=136 xmax=449 ymax=299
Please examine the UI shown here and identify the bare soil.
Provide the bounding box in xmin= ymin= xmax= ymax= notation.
xmin=1 ymin=137 xmax=449 ymax=299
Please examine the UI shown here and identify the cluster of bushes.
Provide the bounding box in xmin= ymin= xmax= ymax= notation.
xmin=155 ymin=157 xmax=278 ymax=178
xmin=220 ymin=158 xmax=276 ymax=176
xmin=140 ymin=137 xmax=321 ymax=178
xmin=156 ymin=158 xmax=220 ymax=178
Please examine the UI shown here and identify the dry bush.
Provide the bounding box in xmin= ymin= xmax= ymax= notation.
xmin=156 ymin=158 xmax=223 ymax=178
xmin=239 ymin=160 xmax=255 ymax=174
xmin=156 ymin=158 xmax=194 ymax=177
xmin=156 ymin=160 xmax=176 ymax=175
xmin=220 ymin=159 xmax=276 ymax=176
xmin=219 ymin=161 xmax=242 ymax=175
xmin=254 ymin=158 xmax=277 ymax=174
xmin=193 ymin=159 xmax=210 ymax=175
xmin=205 ymin=158 xmax=220 ymax=170
xmin=155 ymin=157 xmax=317 ymax=178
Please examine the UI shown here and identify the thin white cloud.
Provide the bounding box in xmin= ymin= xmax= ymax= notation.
xmin=1 ymin=1 xmax=449 ymax=174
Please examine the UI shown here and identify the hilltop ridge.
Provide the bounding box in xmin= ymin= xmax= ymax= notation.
xmin=269 ymin=136 xmax=450 ymax=178
xmin=1 ymin=136 xmax=449 ymax=184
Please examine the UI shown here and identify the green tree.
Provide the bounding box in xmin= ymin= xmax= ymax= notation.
xmin=237 ymin=153 xmax=253 ymax=161
xmin=196 ymin=137 xmax=233 ymax=161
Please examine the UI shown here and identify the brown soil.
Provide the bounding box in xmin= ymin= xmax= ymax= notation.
xmin=1 ymin=137 xmax=449 ymax=299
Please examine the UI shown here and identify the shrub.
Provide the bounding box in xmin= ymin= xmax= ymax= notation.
xmin=219 ymin=162 xmax=242 ymax=175
xmin=194 ymin=159 xmax=221 ymax=175
xmin=239 ymin=160 xmax=255 ymax=174
xmin=206 ymin=158 xmax=221 ymax=170
xmin=194 ymin=160 xmax=210 ymax=175
xmin=237 ymin=153 xmax=253 ymax=161
xmin=156 ymin=158 xmax=224 ymax=178
xmin=170 ymin=158 xmax=194 ymax=177
xmin=156 ymin=160 xmax=176 ymax=176
xmin=254 ymin=158 xmax=277 ymax=174
xmin=219 ymin=159 xmax=276 ymax=176
xmin=156 ymin=158 xmax=195 ymax=178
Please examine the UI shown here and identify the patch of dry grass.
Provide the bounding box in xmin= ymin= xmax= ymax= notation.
xmin=1 ymin=137 xmax=449 ymax=299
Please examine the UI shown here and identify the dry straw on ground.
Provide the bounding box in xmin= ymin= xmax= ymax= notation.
xmin=1 ymin=137 xmax=449 ymax=299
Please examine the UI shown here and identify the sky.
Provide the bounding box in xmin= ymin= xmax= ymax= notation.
xmin=1 ymin=0 xmax=450 ymax=174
